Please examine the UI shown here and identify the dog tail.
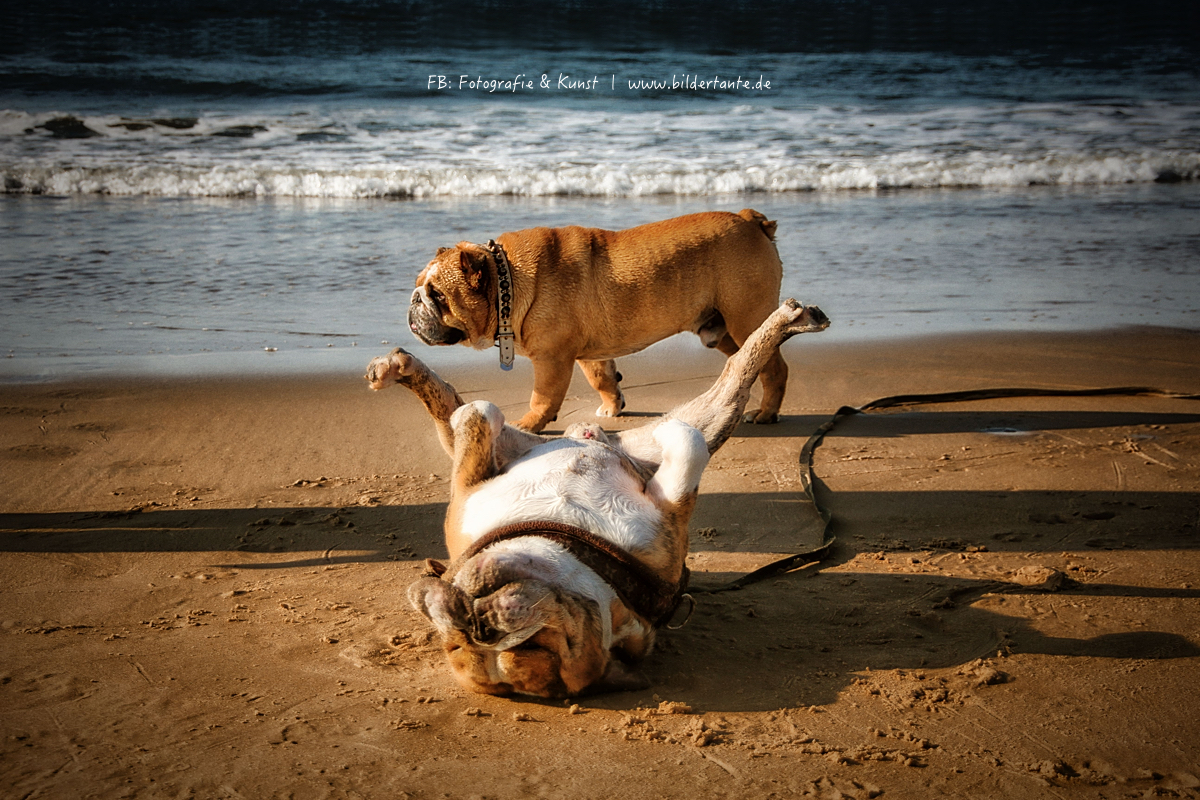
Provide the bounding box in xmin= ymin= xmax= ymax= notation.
xmin=737 ymin=208 xmax=777 ymax=241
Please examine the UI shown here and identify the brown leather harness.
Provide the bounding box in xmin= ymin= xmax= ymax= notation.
xmin=424 ymin=520 xmax=691 ymax=629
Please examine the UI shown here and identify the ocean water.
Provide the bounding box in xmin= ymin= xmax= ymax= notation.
xmin=2 ymin=1 xmax=1198 ymax=379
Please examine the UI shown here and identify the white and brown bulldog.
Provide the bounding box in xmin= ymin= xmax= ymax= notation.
xmin=367 ymin=299 xmax=829 ymax=697
xmin=407 ymin=209 xmax=792 ymax=432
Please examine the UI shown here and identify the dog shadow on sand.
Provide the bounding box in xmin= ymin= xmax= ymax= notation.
xmin=3 ymin=490 xmax=1196 ymax=715
xmin=627 ymin=546 xmax=1200 ymax=713
xmin=3 ymin=401 xmax=1198 ymax=713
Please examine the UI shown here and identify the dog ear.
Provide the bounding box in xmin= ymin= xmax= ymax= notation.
xmin=408 ymin=576 xmax=472 ymax=632
xmin=457 ymin=248 xmax=487 ymax=290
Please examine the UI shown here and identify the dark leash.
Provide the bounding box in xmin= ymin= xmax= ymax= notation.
xmin=418 ymin=385 xmax=1198 ymax=631
xmin=696 ymin=385 xmax=1200 ymax=595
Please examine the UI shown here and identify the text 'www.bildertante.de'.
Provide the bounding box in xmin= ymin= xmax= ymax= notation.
xmin=427 ymin=74 xmax=772 ymax=93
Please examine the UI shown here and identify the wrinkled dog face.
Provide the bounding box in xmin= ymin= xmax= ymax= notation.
xmin=408 ymin=244 xmax=494 ymax=349
xmin=408 ymin=574 xmax=647 ymax=697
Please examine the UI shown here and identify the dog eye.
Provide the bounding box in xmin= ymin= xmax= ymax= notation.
xmin=430 ymin=289 xmax=453 ymax=313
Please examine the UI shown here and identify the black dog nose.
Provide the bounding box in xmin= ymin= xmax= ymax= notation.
xmin=470 ymin=617 xmax=503 ymax=647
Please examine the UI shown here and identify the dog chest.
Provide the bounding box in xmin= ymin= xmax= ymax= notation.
xmin=458 ymin=439 xmax=663 ymax=553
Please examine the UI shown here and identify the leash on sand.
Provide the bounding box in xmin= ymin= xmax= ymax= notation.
xmin=694 ymin=385 xmax=1200 ymax=597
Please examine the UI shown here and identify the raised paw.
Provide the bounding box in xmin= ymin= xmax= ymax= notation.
xmin=365 ymin=347 xmax=418 ymax=390
xmin=775 ymin=298 xmax=831 ymax=337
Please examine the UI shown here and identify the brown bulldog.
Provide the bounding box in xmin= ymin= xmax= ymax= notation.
xmin=367 ymin=299 xmax=830 ymax=697
xmin=407 ymin=209 xmax=791 ymax=432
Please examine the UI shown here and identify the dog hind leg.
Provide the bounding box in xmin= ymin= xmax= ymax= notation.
xmin=673 ymin=299 xmax=827 ymax=452
xmin=715 ymin=321 xmax=789 ymax=426
xmin=615 ymin=300 xmax=828 ymax=462
xmin=745 ymin=348 xmax=789 ymax=425
xmin=577 ymin=358 xmax=625 ymax=418
xmin=645 ymin=419 xmax=709 ymax=505
xmin=642 ymin=418 xmax=710 ymax=580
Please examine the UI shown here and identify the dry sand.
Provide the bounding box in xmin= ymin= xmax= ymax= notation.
xmin=2 ymin=327 xmax=1199 ymax=799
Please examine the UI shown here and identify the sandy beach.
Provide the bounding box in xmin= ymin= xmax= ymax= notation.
xmin=3 ymin=327 xmax=1199 ymax=798
xmin=4 ymin=2 xmax=1198 ymax=796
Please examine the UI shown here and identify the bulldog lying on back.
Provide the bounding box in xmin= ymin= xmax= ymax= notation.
xmin=407 ymin=209 xmax=791 ymax=432
xmin=367 ymin=299 xmax=829 ymax=697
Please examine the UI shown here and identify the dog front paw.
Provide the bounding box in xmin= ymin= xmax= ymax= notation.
xmin=365 ymin=347 xmax=418 ymax=390
xmin=741 ymin=409 xmax=781 ymax=425
xmin=514 ymin=410 xmax=555 ymax=433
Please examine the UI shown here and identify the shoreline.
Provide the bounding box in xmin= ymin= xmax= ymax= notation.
xmin=3 ymin=326 xmax=1199 ymax=797
xmin=3 ymin=320 xmax=1198 ymax=386
xmin=3 ymin=325 xmax=1199 ymax=518
xmin=6 ymin=183 xmax=1200 ymax=381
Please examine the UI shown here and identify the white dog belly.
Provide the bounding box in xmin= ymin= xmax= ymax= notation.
xmin=459 ymin=439 xmax=662 ymax=553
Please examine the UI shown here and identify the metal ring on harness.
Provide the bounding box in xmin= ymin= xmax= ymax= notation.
xmin=665 ymin=593 xmax=696 ymax=630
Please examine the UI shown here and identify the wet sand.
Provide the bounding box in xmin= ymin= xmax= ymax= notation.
xmin=2 ymin=327 xmax=1199 ymax=798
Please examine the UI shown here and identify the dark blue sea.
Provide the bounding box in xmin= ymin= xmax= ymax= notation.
xmin=2 ymin=1 xmax=1198 ymax=378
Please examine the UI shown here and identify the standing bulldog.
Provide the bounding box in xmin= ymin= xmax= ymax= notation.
xmin=407 ymin=209 xmax=790 ymax=432
xmin=367 ymin=299 xmax=830 ymax=697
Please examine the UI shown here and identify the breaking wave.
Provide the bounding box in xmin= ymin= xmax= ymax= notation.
xmin=4 ymin=156 xmax=1197 ymax=198
xmin=3 ymin=103 xmax=1196 ymax=198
